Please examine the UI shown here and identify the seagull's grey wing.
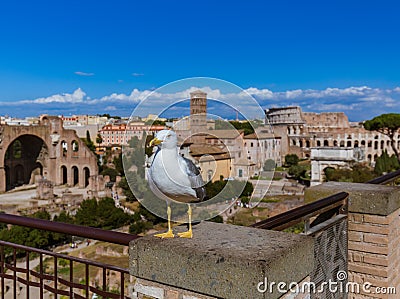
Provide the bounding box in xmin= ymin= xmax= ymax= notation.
xmin=180 ymin=157 xmax=207 ymax=201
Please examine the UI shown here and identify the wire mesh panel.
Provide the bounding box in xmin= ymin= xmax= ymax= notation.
xmin=310 ymin=216 xmax=348 ymax=299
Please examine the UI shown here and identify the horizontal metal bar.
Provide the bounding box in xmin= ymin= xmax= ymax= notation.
xmin=251 ymin=192 xmax=348 ymax=230
xmin=0 ymin=213 xmax=140 ymax=246
xmin=58 ymin=277 xmax=87 ymax=291
xmin=90 ymin=285 xmax=121 ymax=299
xmin=366 ymin=169 xmax=400 ymax=185
xmin=304 ymin=214 xmax=347 ymax=237
xmin=0 ymin=241 xmax=129 ymax=273
xmin=16 ymin=276 xmax=41 ymax=288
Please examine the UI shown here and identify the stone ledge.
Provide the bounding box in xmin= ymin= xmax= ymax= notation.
xmin=129 ymin=222 xmax=314 ymax=299
xmin=305 ymin=182 xmax=400 ymax=216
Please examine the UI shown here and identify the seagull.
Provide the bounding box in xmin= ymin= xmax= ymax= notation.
xmin=147 ymin=129 xmax=206 ymax=238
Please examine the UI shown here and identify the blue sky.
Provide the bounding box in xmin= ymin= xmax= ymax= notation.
xmin=0 ymin=0 xmax=400 ymax=121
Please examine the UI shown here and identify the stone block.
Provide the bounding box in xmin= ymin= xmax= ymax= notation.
xmin=130 ymin=222 xmax=314 ymax=299
xmin=305 ymin=182 xmax=400 ymax=216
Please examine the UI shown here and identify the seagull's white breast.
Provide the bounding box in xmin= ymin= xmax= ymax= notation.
xmin=150 ymin=148 xmax=196 ymax=199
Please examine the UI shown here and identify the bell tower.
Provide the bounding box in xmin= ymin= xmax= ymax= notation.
xmin=189 ymin=90 xmax=207 ymax=137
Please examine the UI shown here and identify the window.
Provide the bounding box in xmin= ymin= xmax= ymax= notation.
xmin=72 ymin=140 xmax=79 ymax=152
xmin=61 ymin=141 xmax=68 ymax=157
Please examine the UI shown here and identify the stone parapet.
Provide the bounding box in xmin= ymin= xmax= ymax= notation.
xmin=129 ymin=222 xmax=314 ymax=299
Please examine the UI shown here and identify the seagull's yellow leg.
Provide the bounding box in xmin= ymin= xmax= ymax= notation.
xmin=154 ymin=205 xmax=174 ymax=238
xmin=178 ymin=204 xmax=193 ymax=238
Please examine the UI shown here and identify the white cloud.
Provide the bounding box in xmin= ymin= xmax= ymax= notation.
xmin=74 ymin=71 xmax=94 ymax=77
xmin=243 ymin=87 xmax=273 ymax=99
xmin=132 ymin=73 xmax=144 ymax=77
xmin=3 ymin=85 xmax=400 ymax=121
xmin=21 ymin=88 xmax=87 ymax=104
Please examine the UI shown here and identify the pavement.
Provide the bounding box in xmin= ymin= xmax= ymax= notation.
xmin=0 ymin=185 xmax=105 ymax=214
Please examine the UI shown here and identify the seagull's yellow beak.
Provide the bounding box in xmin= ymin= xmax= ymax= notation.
xmin=149 ymin=137 xmax=162 ymax=147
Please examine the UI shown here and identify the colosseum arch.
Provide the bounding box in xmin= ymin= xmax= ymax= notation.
xmin=0 ymin=116 xmax=98 ymax=192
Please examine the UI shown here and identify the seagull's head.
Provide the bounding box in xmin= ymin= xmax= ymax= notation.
xmin=149 ymin=130 xmax=177 ymax=149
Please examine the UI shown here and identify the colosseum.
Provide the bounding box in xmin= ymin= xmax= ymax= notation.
xmin=265 ymin=106 xmax=398 ymax=165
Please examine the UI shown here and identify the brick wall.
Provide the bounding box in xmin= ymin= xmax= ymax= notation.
xmin=305 ymin=181 xmax=400 ymax=299
xmin=348 ymin=210 xmax=400 ymax=298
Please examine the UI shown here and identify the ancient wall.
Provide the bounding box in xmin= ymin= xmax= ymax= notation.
xmin=0 ymin=115 xmax=98 ymax=192
xmin=303 ymin=112 xmax=350 ymax=129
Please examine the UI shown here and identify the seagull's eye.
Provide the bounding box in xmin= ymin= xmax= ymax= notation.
xmin=167 ymin=134 xmax=171 ymax=138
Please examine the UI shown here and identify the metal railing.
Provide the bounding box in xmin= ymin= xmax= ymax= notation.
xmin=0 ymin=214 xmax=139 ymax=246
xmin=366 ymin=169 xmax=400 ymax=185
xmin=0 ymin=214 xmax=140 ymax=298
xmin=251 ymin=192 xmax=348 ymax=231
xmin=252 ymin=169 xmax=400 ymax=231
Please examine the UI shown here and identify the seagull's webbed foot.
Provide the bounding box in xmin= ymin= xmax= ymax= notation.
xmin=154 ymin=229 xmax=175 ymax=238
xmin=154 ymin=205 xmax=174 ymax=238
xmin=177 ymin=229 xmax=192 ymax=239
xmin=178 ymin=204 xmax=193 ymax=239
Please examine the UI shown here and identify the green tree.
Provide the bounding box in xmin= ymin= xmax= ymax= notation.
xmin=144 ymin=119 xmax=166 ymax=126
xmin=74 ymin=198 xmax=99 ymax=227
xmin=113 ymin=153 xmax=124 ymax=176
xmin=324 ymin=164 xmax=375 ymax=183
xmin=364 ymin=113 xmax=400 ymax=161
xmin=288 ymin=165 xmax=308 ymax=180
xmin=263 ymin=159 xmax=276 ymax=171
xmin=118 ymin=176 xmax=137 ymax=202
xmin=240 ymin=182 xmax=254 ymax=198
xmin=214 ymin=120 xmax=256 ymax=135
xmin=205 ymin=180 xmax=253 ymax=199
xmin=374 ymin=150 xmax=400 ymax=175
xmin=129 ymin=220 xmax=153 ymax=234
xmin=96 ymin=133 xmax=103 ymax=144
xmin=86 ymin=130 xmax=92 ymax=143
xmin=75 ymin=198 xmax=131 ymax=230
xmin=284 ymin=154 xmax=299 ymax=167
xmin=0 ymin=210 xmax=55 ymax=251
xmin=100 ymin=167 xmax=119 ymax=182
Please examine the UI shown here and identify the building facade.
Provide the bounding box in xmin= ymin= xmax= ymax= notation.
xmin=99 ymin=122 xmax=165 ymax=147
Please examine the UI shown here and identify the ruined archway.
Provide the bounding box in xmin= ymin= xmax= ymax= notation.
xmin=84 ymin=167 xmax=90 ymax=187
xmin=4 ymin=135 xmax=48 ymax=191
xmin=72 ymin=166 xmax=79 ymax=186
xmin=61 ymin=166 xmax=68 ymax=185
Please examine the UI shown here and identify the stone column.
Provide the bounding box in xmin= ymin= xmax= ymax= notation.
xmin=306 ymin=182 xmax=400 ymax=299
xmin=0 ymin=167 xmax=5 ymax=192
